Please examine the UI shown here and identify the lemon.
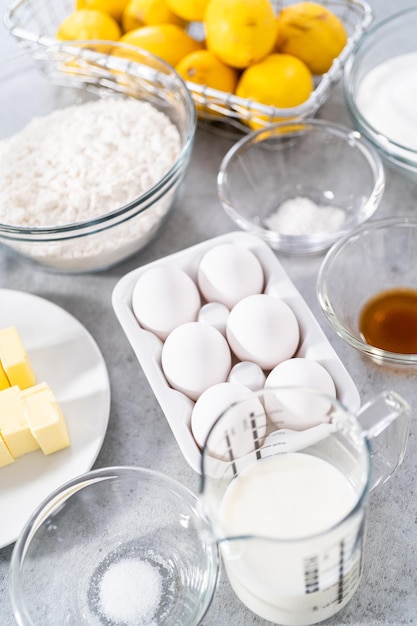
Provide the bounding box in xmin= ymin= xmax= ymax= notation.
xmin=166 ymin=0 xmax=210 ymax=22
xmin=76 ymin=0 xmax=129 ymax=22
xmin=119 ymin=24 xmax=202 ymax=66
xmin=56 ymin=9 xmax=121 ymax=40
xmin=205 ymin=0 xmax=277 ymax=69
xmin=122 ymin=0 xmax=185 ymax=32
xmin=235 ymin=53 xmax=313 ymax=129
xmin=176 ymin=50 xmax=238 ymax=91
xmin=276 ymin=1 xmax=348 ymax=75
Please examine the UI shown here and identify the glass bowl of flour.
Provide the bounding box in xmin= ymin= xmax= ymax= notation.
xmin=217 ymin=119 xmax=385 ymax=255
xmin=344 ymin=7 xmax=417 ymax=180
xmin=0 ymin=42 xmax=196 ymax=272
xmin=10 ymin=466 xmax=219 ymax=625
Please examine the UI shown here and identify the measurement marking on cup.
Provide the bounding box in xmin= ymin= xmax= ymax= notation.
xmin=304 ymin=556 xmax=319 ymax=594
xmin=249 ymin=411 xmax=261 ymax=460
xmin=225 ymin=432 xmax=237 ymax=477
xmin=338 ymin=540 xmax=345 ymax=603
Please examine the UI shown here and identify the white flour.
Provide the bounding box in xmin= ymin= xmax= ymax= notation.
xmin=0 ymin=97 xmax=182 ymax=270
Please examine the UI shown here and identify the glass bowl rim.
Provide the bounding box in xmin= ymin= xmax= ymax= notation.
xmin=317 ymin=215 xmax=417 ymax=365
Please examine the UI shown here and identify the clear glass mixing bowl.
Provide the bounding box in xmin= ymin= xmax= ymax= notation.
xmin=9 ymin=466 xmax=219 ymax=625
xmin=217 ymin=119 xmax=385 ymax=255
xmin=317 ymin=216 xmax=417 ymax=367
xmin=0 ymin=42 xmax=196 ymax=273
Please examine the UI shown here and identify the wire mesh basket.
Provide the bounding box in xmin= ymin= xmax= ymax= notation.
xmin=4 ymin=0 xmax=372 ymax=131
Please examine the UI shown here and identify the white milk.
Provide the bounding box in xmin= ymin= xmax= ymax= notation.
xmin=220 ymin=453 xmax=364 ymax=626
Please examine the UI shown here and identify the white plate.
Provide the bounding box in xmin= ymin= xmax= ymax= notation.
xmin=0 ymin=289 xmax=111 ymax=548
xmin=112 ymin=232 xmax=360 ymax=473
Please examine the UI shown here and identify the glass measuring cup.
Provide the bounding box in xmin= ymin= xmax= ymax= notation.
xmin=200 ymin=387 xmax=410 ymax=626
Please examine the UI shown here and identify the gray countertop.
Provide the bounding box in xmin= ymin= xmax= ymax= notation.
xmin=1 ymin=1 xmax=417 ymax=624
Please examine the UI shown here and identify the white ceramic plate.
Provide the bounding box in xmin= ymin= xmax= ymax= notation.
xmin=0 ymin=289 xmax=111 ymax=548
xmin=112 ymin=232 xmax=360 ymax=473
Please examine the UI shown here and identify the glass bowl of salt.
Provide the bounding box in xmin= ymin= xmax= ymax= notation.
xmin=9 ymin=466 xmax=219 ymax=626
xmin=217 ymin=118 xmax=385 ymax=255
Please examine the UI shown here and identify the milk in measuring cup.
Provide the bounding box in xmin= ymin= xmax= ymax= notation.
xmin=220 ymin=453 xmax=365 ymax=626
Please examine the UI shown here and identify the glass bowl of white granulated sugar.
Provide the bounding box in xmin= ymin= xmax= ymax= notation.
xmin=217 ymin=119 xmax=385 ymax=255
xmin=344 ymin=7 xmax=417 ymax=180
xmin=0 ymin=42 xmax=195 ymax=272
xmin=10 ymin=466 xmax=219 ymax=626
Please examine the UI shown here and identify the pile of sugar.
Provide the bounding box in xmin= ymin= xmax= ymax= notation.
xmin=98 ymin=558 xmax=162 ymax=625
xmin=265 ymin=197 xmax=346 ymax=236
xmin=0 ymin=97 xmax=181 ymax=227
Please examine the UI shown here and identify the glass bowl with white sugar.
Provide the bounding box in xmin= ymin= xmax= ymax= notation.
xmin=217 ymin=119 xmax=385 ymax=255
xmin=0 ymin=42 xmax=195 ymax=272
xmin=344 ymin=7 xmax=417 ymax=180
xmin=10 ymin=466 xmax=219 ymax=626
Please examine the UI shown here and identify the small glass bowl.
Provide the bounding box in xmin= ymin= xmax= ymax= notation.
xmin=0 ymin=42 xmax=195 ymax=273
xmin=344 ymin=7 xmax=417 ymax=179
xmin=9 ymin=466 xmax=219 ymax=626
xmin=217 ymin=119 xmax=385 ymax=255
xmin=317 ymin=216 xmax=417 ymax=367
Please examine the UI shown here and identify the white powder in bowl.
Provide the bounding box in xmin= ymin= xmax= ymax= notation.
xmin=0 ymin=96 xmax=184 ymax=270
xmin=264 ymin=196 xmax=346 ymax=236
xmin=98 ymin=558 xmax=162 ymax=625
xmin=0 ymin=97 xmax=180 ymax=226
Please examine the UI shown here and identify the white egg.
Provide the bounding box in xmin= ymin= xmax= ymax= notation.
xmin=197 ymin=243 xmax=264 ymax=309
xmin=191 ymin=382 xmax=267 ymax=458
xmin=228 ymin=361 xmax=266 ymax=391
xmin=197 ymin=302 xmax=229 ymax=336
xmin=226 ymin=294 xmax=300 ymax=370
xmin=132 ymin=265 xmax=201 ymax=340
xmin=161 ymin=322 xmax=232 ymax=401
xmin=264 ymin=358 xmax=336 ymax=430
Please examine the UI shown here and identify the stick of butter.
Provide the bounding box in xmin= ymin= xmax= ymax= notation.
xmin=22 ymin=382 xmax=70 ymax=455
xmin=0 ymin=327 xmax=36 ymax=390
xmin=0 ymin=385 xmax=40 ymax=457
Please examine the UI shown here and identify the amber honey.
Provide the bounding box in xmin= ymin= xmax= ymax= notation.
xmin=359 ymin=288 xmax=417 ymax=354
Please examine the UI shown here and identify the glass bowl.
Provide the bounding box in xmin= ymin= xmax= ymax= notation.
xmin=9 ymin=466 xmax=219 ymax=626
xmin=317 ymin=216 xmax=417 ymax=367
xmin=0 ymin=42 xmax=196 ymax=273
xmin=344 ymin=7 xmax=417 ymax=179
xmin=217 ymin=119 xmax=385 ymax=255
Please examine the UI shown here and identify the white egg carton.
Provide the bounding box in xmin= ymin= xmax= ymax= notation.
xmin=112 ymin=232 xmax=360 ymax=473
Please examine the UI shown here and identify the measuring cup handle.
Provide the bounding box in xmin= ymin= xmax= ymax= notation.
xmin=356 ymin=391 xmax=411 ymax=491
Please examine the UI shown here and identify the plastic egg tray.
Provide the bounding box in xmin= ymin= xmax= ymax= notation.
xmin=112 ymin=232 xmax=360 ymax=473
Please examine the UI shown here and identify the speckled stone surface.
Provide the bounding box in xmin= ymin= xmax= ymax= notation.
xmin=0 ymin=1 xmax=417 ymax=624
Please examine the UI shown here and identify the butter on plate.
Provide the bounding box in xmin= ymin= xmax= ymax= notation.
xmin=0 ymin=385 xmax=39 ymax=459
xmin=0 ymin=326 xmax=36 ymax=390
xmin=22 ymin=383 xmax=70 ymax=455
xmin=0 ymin=326 xmax=71 ymax=468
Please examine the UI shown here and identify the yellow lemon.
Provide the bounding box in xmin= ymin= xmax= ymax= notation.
xmin=166 ymin=0 xmax=210 ymax=22
xmin=122 ymin=0 xmax=185 ymax=32
xmin=204 ymin=0 xmax=277 ymax=69
xmin=176 ymin=49 xmax=238 ymax=92
xmin=76 ymin=0 xmax=129 ymax=23
xmin=119 ymin=24 xmax=202 ymax=66
xmin=276 ymin=1 xmax=348 ymax=75
xmin=235 ymin=53 xmax=313 ymax=129
xmin=56 ymin=9 xmax=121 ymax=41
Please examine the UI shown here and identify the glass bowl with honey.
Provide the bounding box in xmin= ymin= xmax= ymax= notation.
xmin=316 ymin=217 xmax=417 ymax=366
